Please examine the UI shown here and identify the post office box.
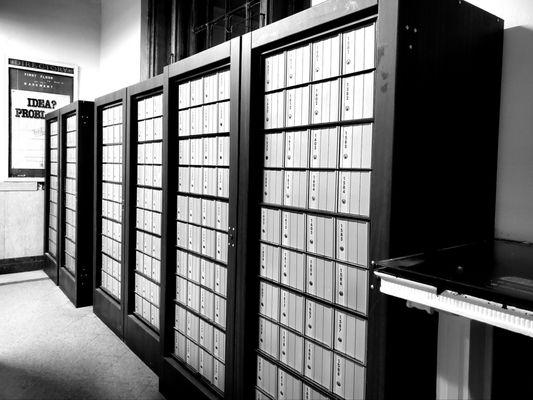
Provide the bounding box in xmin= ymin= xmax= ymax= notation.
xmin=284 ymin=130 xmax=308 ymax=168
xmin=213 ymin=327 xmax=226 ymax=362
xmin=200 ymin=259 xmax=215 ymax=290
xmin=178 ymin=109 xmax=190 ymax=136
xmin=145 ymin=118 xmax=154 ymax=141
xmin=264 ymin=94 xmax=272 ymax=129
xmin=199 ymin=318 xmax=214 ymax=352
xmin=190 ymin=78 xmax=203 ymax=107
xmin=187 ymin=281 xmax=200 ymax=312
xmin=259 ymin=282 xmax=280 ymax=322
xmin=176 ymin=249 xmax=188 ymax=277
xmin=200 ymin=288 xmax=214 ymax=321
xmin=263 ymin=170 xmax=283 ymax=205
xmin=144 ymin=165 xmax=152 ymax=187
xmin=143 ymin=254 xmax=152 ymax=277
xmin=201 ymin=228 xmax=216 ymax=258
xmin=217 ymin=168 xmax=229 ymax=198
xmin=177 ymin=195 xmax=189 ymax=222
xmin=310 ymin=128 xmax=338 ymax=169
xmin=308 ymin=171 xmax=336 ymax=212
xmin=188 ymin=224 xmax=202 ymax=254
xmin=306 ymin=256 xmax=334 ymax=302
xmin=201 ymin=199 xmax=216 ymax=228
xmin=280 ymin=327 xmax=304 ymax=373
xmin=189 ymin=167 xmax=202 ymax=194
xmin=214 ymin=264 xmax=227 ymax=297
xmin=152 ymin=189 xmax=162 ymax=212
xmin=337 ymin=171 xmax=371 ymax=217
xmin=152 ymin=259 xmax=161 ymax=283
xmin=203 ymin=73 xmax=218 ymax=103
xmin=199 ymin=348 xmax=214 ymax=384
xmin=144 ymin=96 xmax=154 ymax=119
xmin=179 ymin=139 xmax=191 ymax=165
xmin=188 ymin=197 xmax=202 ymax=225
xmin=264 ymin=133 xmax=284 ymax=168
xmin=142 ymin=297 xmax=150 ymax=321
xmin=281 ymin=211 xmax=305 ymax=251
xmin=153 ymin=165 xmax=162 ymax=187
xmin=217 ymin=101 xmax=230 ymax=133
xmin=364 ymin=23 xmax=376 ymax=70
xmin=260 ymin=243 xmax=281 ymax=283
xmin=280 ymin=249 xmax=305 ymax=292
xmin=304 ymin=341 xmax=332 ymax=391
xmin=303 ymin=384 xmax=329 ymax=400
xmin=334 ymin=310 xmax=367 ymax=363
xmin=279 ymin=289 xmax=304 ymax=332
xmin=278 ymin=369 xmax=302 ymax=400
xmin=305 ymin=299 xmax=333 ymax=347
xmin=257 ymin=356 xmax=277 ymax=398
xmin=187 ymin=253 xmax=200 ymax=283
xmin=214 ymin=295 xmax=226 ymax=329
xmin=215 ymin=232 xmax=228 ymax=264
xmin=190 ymin=138 xmax=202 ymax=166
xmin=287 ymin=44 xmax=311 ymax=86
xmin=333 ymin=354 xmax=365 ymax=400
xmin=283 ymin=171 xmax=308 ymax=208
xmin=260 ymin=208 xmax=281 ymax=245
xmin=336 ymin=219 xmax=368 ymax=266
xmin=215 ymin=201 xmax=229 ymax=231
xmin=203 ymin=137 xmax=217 ymax=166
xmin=143 ymin=210 xmax=152 ymax=232
xmin=190 ymin=107 xmax=203 ymax=136
xmin=176 ymin=222 xmax=188 ymax=249
xmin=217 ymin=136 xmax=230 ymax=167
xmin=306 ymin=214 xmax=335 ymax=258
xmin=213 ymin=358 xmax=225 ymax=392
xmin=202 ymin=167 xmax=217 ymax=197
xmin=339 ymin=123 xmax=373 ymax=169
xmin=186 ymin=311 xmax=200 ymax=342
xmin=204 ymin=104 xmax=218 ymax=134
xmin=218 ymin=69 xmax=230 ymax=101
xmin=258 ymin=317 xmax=279 ymax=359
xmin=186 ymin=339 xmax=200 ymax=371
xmin=175 ymin=332 xmax=187 ymax=361
xmin=179 ymin=82 xmax=191 ymax=109
xmin=178 ymin=167 xmax=190 ymax=193
xmin=153 ymin=141 xmax=162 ymax=164
xmin=134 ymin=292 xmax=143 ymax=314
xmin=335 ymin=263 xmax=368 ymax=315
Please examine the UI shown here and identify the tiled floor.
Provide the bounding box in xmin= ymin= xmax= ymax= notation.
xmin=0 ymin=270 xmax=163 ymax=400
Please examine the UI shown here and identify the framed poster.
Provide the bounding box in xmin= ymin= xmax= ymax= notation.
xmin=8 ymin=58 xmax=77 ymax=178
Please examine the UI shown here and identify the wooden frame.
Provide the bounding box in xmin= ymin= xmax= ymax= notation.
xmin=160 ymin=38 xmax=241 ymax=400
xmin=44 ymin=109 xmax=61 ymax=285
xmin=57 ymin=101 xmax=95 ymax=308
xmin=93 ymin=89 xmax=129 ymax=337
xmin=124 ymin=73 xmax=168 ymax=374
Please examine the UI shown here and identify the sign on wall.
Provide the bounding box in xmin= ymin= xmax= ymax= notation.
xmin=8 ymin=58 xmax=75 ymax=178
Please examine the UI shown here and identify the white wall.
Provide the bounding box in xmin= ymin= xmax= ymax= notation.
xmin=467 ymin=0 xmax=533 ymax=243
xmin=99 ymin=0 xmax=142 ymax=94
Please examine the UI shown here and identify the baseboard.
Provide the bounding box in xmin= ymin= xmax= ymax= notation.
xmin=0 ymin=255 xmax=45 ymax=275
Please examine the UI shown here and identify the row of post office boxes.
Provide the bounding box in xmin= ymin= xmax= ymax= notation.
xmin=102 ymin=199 xmax=122 ymax=222
xmin=178 ymin=102 xmax=231 ymax=136
xmin=260 ymin=284 xmax=358 ymax=351
xmin=264 ymin=74 xmax=374 ymax=129
xmin=102 ymin=163 xmax=122 ymax=183
xmin=101 ymin=253 xmax=121 ymax=281
xmin=102 ymin=144 xmax=123 ymax=164
xmin=64 ymin=177 xmax=76 ymax=195
xmin=174 ymin=304 xmax=227 ymax=362
xmin=176 ymin=223 xmax=229 ymax=263
xmin=260 ymin=209 xmax=368 ymax=267
xmin=137 ymin=117 xmax=163 ymax=142
xmin=64 ymin=253 xmax=76 ymax=274
xmin=137 ymin=94 xmax=163 ymax=120
xmin=65 ymin=115 xmax=77 ymax=132
xmin=102 ymin=235 xmax=122 ymax=262
xmin=50 ymin=133 xmax=58 ymax=149
xmin=134 ymin=273 xmax=161 ymax=307
xmin=175 ymin=276 xmax=227 ymax=329
xmin=178 ymin=167 xmax=230 ymax=198
xmin=174 ymin=332 xmax=226 ymax=392
xmin=264 ymin=23 xmax=375 ymax=94
xmin=102 ymin=104 xmax=123 ymax=126
xmin=66 ymin=130 xmax=77 ymax=147
xmin=101 ymin=271 xmax=121 ymax=300
xmin=65 ymin=223 xmax=76 ymax=242
xmin=176 ymin=250 xmax=228 ymax=297
xmin=177 ymin=196 xmax=229 ymax=231
xmin=263 ymin=169 xmax=371 ymax=216
xmin=178 ymin=70 xmax=231 ymax=109
xmin=135 ymin=228 xmax=162 ymax=260
xmin=259 ymin=244 xmax=368 ymax=313
xmin=65 ymin=209 xmax=76 ymax=228
xmin=49 ymin=188 xmax=58 ymax=204
xmin=136 ymin=187 xmax=162 ymax=212
xmin=65 ymin=193 xmax=77 ymax=211
xmin=102 ymin=218 xmax=122 ymax=243
xmin=135 ymin=250 xmax=162 ymax=283
xmin=136 ymin=164 xmax=163 ymax=188
xmin=257 ymin=343 xmax=365 ymax=399
xmin=102 ymin=182 xmax=123 ymax=203
xmin=137 ymin=142 xmax=162 ymax=165
xmin=102 ymin=124 xmax=123 ymax=145
xmin=134 ymin=293 xmax=160 ymax=330
xmin=178 ymin=136 xmax=230 ymax=167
